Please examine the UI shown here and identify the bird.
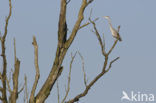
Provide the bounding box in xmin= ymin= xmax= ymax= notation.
xmin=104 ymin=16 xmax=122 ymax=41
xmin=121 ymin=91 xmax=131 ymax=101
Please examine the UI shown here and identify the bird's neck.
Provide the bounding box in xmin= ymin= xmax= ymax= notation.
xmin=108 ymin=20 xmax=113 ymax=30
xmin=108 ymin=19 xmax=113 ymax=28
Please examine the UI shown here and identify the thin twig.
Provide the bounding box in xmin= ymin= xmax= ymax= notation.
xmin=62 ymin=52 xmax=77 ymax=103
xmin=89 ymin=18 xmax=106 ymax=56
xmin=0 ymin=0 xmax=12 ymax=102
xmin=57 ymin=80 xmax=60 ymax=103
xmin=6 ymin=77 xmax=12 ymax=93
xmin=66 ymin=0 xmax=71 ymax=4
xmin=66 ymin=11 xmax=121 ymax=103
xmin=107 ymin=39 xmax=118 ymax=55
xmin=9 ymin=38 xmax=21 ymax=103
xmin=105 ymin=57 xmax=120 ymax=72
xmin=102 ymin=33 xmax=105 ymax=51
xmin=30 ymin=36 xmax=40 ymax=102
xmin=65 ymin=0 xmax=93 ymax=48
xmin=79 ymin=18 xmax=99 ymax=30
xmin=24 ymin=75 xmax=28 ymax=103
xmin=18 ymin=84 xmax=25 ymax=94
xmin=78 ymin=52 xmax=87 ymax=87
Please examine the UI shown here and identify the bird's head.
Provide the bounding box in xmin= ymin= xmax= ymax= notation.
xmin=104 ymin=16 xmax=111 ymax=20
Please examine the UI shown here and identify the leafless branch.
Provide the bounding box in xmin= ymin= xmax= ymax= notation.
xmin=102 ymin=33 xmax=105 ymax=51
xmin=18 ymin=84 xmax=25 ymax=94
xmin=8 ymin=38 xmax=21 ymax=103
xmin=65 ymin=0 xmax=93 ymax=48
xmin=29 ymin=36 xmax=40 ymax=103
xmin=89 ymin=18 xmax=106 ymax=56
xmin=0 ymin=0 xmax=12 ymax=102
xmin=79 ymin=18 xmax=99 ymax=30
xmin=78 ymin=52 xmax=87 ymax=87
xmin=35 ymin=0 xmax=93 ymax=102
xmin=62 ymin=52 xmax=77 ymax=103
xmin=66 ymin=0 xmax=71 ymax=4
xmin=24 ymin=75 xmax=28 ymax=103
xmin=57 ymin=80 xmax=60 ymax=103
xmin=66 ymin=56 xmax=108 ymax=103
xmin=0 ymin=87 xmax=3 ymax=92
xmin=6 ymin=77 xmax=12 ymax=93
xmin=66 ymin=15 xmax=120 ymax=103
xmin=107 ymin=39 xmax=118 ymax=55
xmin=105 ymin=57 xmax=120 ymax=72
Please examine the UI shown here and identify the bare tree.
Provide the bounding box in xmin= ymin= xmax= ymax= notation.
xmin=0 ymin=0 xmax=122 ymax=103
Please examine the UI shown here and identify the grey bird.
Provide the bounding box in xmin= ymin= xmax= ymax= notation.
xmin=104 ymin=16 xmax=122 ymax=41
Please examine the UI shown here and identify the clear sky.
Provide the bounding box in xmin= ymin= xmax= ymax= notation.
xmin=0 ymin=0 xmax=156 ymax=103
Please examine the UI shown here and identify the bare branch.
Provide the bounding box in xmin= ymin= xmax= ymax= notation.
xmin=58 ymin=0 xmax=67 ymax=49
xmin=66 ymin=0 xmax=71 ymax=4
xmin=57 ymin=81 xmax=60 ymax=103
xmin=89 ymin=18 xmax=106 ymax=56
xmin=107 ymin=39 xmax=118 ymax=55
xmin=29 ymin=36 xmax=40 ymax=103
xmin=9 ymin=38 xmax=21 ymax=103
xmin=0 ymin=0 xmax=12 ymax=102
xmin=105 ymin=57 xmax=120 ymax=72
xmin=24 ymin=75 xmax=28 ymax=103
xmin=62 ymin=52 xmax=77 ymax=103
xmin=66 ymin=56 xmax=109 ymax=103
xmin=6 ymin=77 xmax=12 ymax=93
xmin=0 ymin=87 xmax=3 ymax=92
xmin=79 ymin=18 xmax=99 ymax=30
xmin=65 ymin=0 xmax=93 ymax=48
xmin=102 ymin=33 xmax=105 ymax=51
xmin=117 ymin=25 xmax=121 ymax=32
xmin=18 ymin=84 xmax=25 ymax=94
xmin=78 ymin=52 xmax=87 ymax=87
xmin=35 ymin=0 xmax=93 ymax=102
xmin=66 ymin=12 xmax=121 ymax=103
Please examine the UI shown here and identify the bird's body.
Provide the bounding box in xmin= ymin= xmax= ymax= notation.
xmin=104 ymin=16 xmax=122 ymax=41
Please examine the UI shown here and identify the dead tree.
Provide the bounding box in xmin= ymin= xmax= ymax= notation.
xmin=0 ymin=0 xmax=122 ymax=103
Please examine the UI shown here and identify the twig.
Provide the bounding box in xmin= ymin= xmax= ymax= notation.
xmin=6 ymin=77 xmax=12 ymax=93
xmin=79 ymin=18 xmax=99 ymax=30
xmin=35 ymin=0 xmax=93 ymax=102
xmin=9 ymin=38 xmax=21 ymax=103
xmin=89 ymin=18 xmax=106 ymax=56
xmin=105 ymin=57 xmax=120 ymax=72
xmin=107 ymin=39 xmax=118 ymax=55
xmin=29 ymin=36 xmax=40 ymax=102
xmin=0 ymin=0 xmax=12 ymax=102
xmin=66 ymin=11 xmax=121 ymax=103
xmin=57 ymin=80 xmax=60 ymax=103
xmin=62 ymin=52 xmax=77 ymax=103
xmin=65 ymin=0 xmax=93 ymax=48
xmin=66 ymin=0 xmax=71 ymax=4
xmin=24 ymin=75 xmax=28 ymax=103
xmin=102 ymin=33 xmax=105 ymax=51
xmin=18 ymin=84 xmax=25 ymax=94
xmin=78 ymin=52 xmax=87 ymax=87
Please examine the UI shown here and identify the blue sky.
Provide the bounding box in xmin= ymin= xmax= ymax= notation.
xmin=0 ymin=0 xmax=156 ymax=103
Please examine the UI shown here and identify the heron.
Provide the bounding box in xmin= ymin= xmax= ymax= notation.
xmin=104 ymin=16 xmax=122 ymax=41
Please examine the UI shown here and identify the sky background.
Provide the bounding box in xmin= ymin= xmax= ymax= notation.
xmin=0 ymin=0 xmax=156 ymax=103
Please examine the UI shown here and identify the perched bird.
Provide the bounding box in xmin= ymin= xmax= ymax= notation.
xmin=104 ymin=16 xmax=122 ymax=41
